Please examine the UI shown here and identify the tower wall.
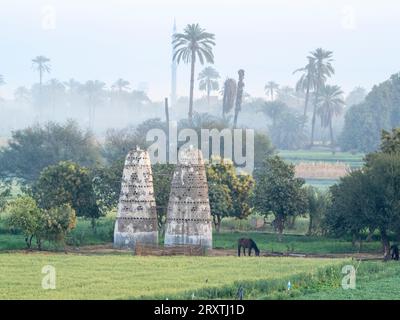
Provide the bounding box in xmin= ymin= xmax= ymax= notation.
xmin=164 ymin=148 xmax=213 ymax=249
xmin=114 ymin=149 xmax=158 ymax=249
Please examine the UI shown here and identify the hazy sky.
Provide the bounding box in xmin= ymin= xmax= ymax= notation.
xmin=1 ymin=0 xmax=399 ymax=100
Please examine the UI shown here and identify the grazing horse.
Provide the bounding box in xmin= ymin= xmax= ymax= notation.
xmin=391 ymin=244 xmax=399 ymax=261
xmin=237 ymin=238 xmax=260 ymax=256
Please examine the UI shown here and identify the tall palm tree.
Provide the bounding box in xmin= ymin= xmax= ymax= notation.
xmin=32 ymin=56 xmax=51 ymax=87
xmin=264 ymin=81 xmax=279 ymax=101
xmin=47 ymin=79 xmax=65 ymax=118
xmin=81 ymin=80 xmax=106 ymax=129
xmin=221 ymin=78 xmax=237 ymax=120
xmin=308 ymin=48 xmax=334 ymax=146
xmin=198 ymin=66 xmax=220 ymax=106
xmin=317 ymin=85 xmax=344 ymax=147
xmin=173 ymin=23 xmax=216 ymax=122
xmin=112 ymin=78 xmax=130 ymax=94
xmin=293 ymin=56 xmax=317 ymax=119
xmin=233 ymin=69 xmax=245 ymax=128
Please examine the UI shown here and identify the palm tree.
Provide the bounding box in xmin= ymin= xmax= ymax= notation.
xmin=233 ymin=69 xmax=245 ymax=128
xmin=264 ymin=81 xmax=279 ymax=101
xmin=198 ymin=66 xmax=220 ymax=106
xmin=293 ymin=56 xmax=317 ymax=119
xmin=317 ymin=85 xmax=344 ymax=147
xmin=112 ymin=78 xmax=130 ymax=94
xmin=81 ymin=80 xmax=106 ymax=128
xmin=32 ymin=56 xmax=51 ymax=87
xmin=47 ymin=79 xmax=65 ymax=118
xmin=308 ymin=48 xmax=334 ymax=146
xmin=173 ymin=23 xmax=216 ymax=122
xmin=221 ymin=78 xmax=237 ymax=120
xmin=14 ymin=86 xmax=31 ymax=103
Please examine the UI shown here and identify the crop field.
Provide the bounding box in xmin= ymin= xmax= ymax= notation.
xmin=0 ymin=253 xmax=347 ymax=299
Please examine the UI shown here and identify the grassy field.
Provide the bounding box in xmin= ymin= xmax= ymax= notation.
xmin=0 ymin=253 xmax=347 ymax=299
xmin=294 ymin=261 xmax=400 ymax=300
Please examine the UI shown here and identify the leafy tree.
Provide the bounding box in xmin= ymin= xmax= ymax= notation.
xmin=6 ymin=196 xmax=76 ymax=250
xmin=0 ymin=120 xmax=101 ymax=183
xmin=6 ymin=196 xmax=44 ymax=249
xmin=253 ymin=156 xmax=307 ymax=238
xmin=173 ymin=23 xmax=216 ymax=122
xmin=380 ymin=128 xmax=400 ymax=154
xmin=112 ymin=78 xmax=130 ymax=94
xmin=261 ymin=101 xmax=287 ymax=127
xmin=32 ymin=56 xmax=51 ymax=87
xmin=309 ymin=48 xmax=335 ymax=146
xmin=152 ymin=164 xmax=175 ymax=232
xmin=345 ymin=86 xmax=367 ymax=107
xmin=264 ymin=81 xmax=279 ymax=101
xmin=305 ymin=186 xmax=330 ymax=235
xmin=0 ymin=180 xmax=11 ymax=211
xmin=14 ymin=86 xmax=31 ymax=104
xmin=42 ymin=204 xmax=76 ymax=247
xmin=339 ymin=73 xmax=400 ymax=152
xmin=206 ymin=159 xmax=254 ymax=232
xmin=317 ymin=85 xmax=344 ymax=146
xmin=32 ymin=161 xmax=101 ymax=230
xmin=198 ymin=66 xmax=220 ymax=106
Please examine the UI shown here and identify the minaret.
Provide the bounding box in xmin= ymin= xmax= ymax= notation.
xmin=171 ymin=18 xmax=177 ymax=106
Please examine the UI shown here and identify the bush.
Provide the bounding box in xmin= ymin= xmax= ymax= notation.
xmin=6 ymin=196 xmax=76 ymax=249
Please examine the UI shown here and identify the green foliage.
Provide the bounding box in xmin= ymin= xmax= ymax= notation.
xmin=305 ymin=186 xmax=330 ymax=235
xmin=340 ymin=73 xmax=400 ymax=152
xmin=152 ymin=164 xmax=175 ymax=230
xmin=206 ymin=159 xmax=255 ymax=231
xmin=253 ymin=156 xmax=308 ymax=234
xmin=0 ymin=181 xmax=11 ymax=211
xmin=41 ymin=205 xmax=76 ymax=246
xmin=0 ymin=120 xmax=101 ymax=183
xmin=5 ymin=196 xmax=43 ymax=249
xmin=32 ymin=161 xmax=101 ymax=227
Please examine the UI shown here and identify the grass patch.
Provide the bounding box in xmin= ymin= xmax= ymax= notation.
xmin=0 ymin=253 xmax=346 ymax=299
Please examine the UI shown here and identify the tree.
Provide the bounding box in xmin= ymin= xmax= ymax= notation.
xmin=261 ymin=101 xmax=288 ymax=127
xmin=381 ymin=128 xmax=400 ymax=153
xmin=317 ymin=85 xmax=344 ymax=147
xmin=206 ymin=159 xmax=254 ymax=232
xmin=0 ymin=120 xmax=101 ymax=183
xmin=32 ymin=56 xmax=51 ymax=87
xmin=6 ymin=196 xmax=44 ymax=249
xmin=152 ymin=164 xmax=175 ymax=233
xmin=0 ymin=180 xmax=11 ymax=211
xmin=112 ymin=78 xmax=130 ymax=94
xmin=253 ymin=156 xmax=307 ymax=238
xmin=32 ymin=161 xmax=101 ymax=230
xmin=346 ymin=86 xmax=367 ymax=107
xmin=46 ymin=78 xmax=66 ymax=117
xmin=233 ymin=69 xmax=245 ymax=128
xmin=339 ymin=73 xmax=400 ymax=153
xmin=14 ymin=86 xmax=31 ymax=104
xmin=294 ymin=56 xmax=316 ymax=119
xmin=173 ymin=23 xmax=216 ymax=122
xmin=270 ymin=111 xmax=307 ymax=150
xmin=305 ymin=186 xmax=329 ymax=235
xmin=222 ymin=78 xmax=237 ymax=120
xmin=80 ymin=80 xmax=106 ymax=128
xmin=264 ymin=81 xmax=279 ymax=101
xmin=309 ymin=48 xmax=335 ymax=146
xmin=198 ymin=66 xmax=220 ymax=106
xmin=6 ymin=196 xmax=76 ymax=250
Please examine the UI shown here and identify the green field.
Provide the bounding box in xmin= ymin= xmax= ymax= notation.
xmin=0 ymin=253 xmax=347 ymax=299
xmin=278 ymin=150 xmax=365 ymax=169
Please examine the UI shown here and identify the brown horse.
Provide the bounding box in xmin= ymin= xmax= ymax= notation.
xmin=238 ymin=238 xmax=260 ymax=256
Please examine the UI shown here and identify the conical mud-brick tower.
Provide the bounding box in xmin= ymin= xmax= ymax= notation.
xmin=114 ymin=148 xmax=158 ymax=249
xmin=164 ymin=148 xmax=212 ymax=249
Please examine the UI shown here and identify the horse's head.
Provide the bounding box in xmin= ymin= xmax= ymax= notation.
xmin=255 ymin=248 xmax=260 ymax=256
